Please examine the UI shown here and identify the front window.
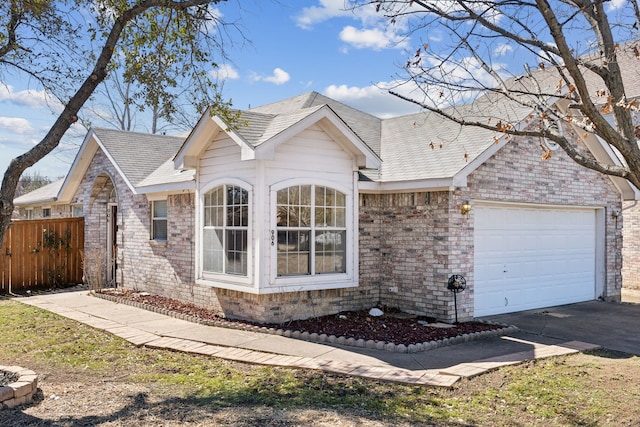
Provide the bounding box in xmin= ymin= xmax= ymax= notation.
xmin=72 ymin=204 xmax=84 ymax=217
xmin=276 ymin=185 xmax=346 ymax=276
xmin=151 ymin=200 xmax=168 ymax=241
xmin=202 ymin=185 xmax=248 ymax=276
xmin=42 ymin=207 xmax=51 ymax=218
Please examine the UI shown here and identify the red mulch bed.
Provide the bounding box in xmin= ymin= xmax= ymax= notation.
xmin=96 ymin=289 xmax=503 ymax=345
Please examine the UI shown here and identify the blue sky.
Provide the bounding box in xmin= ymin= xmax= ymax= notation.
xmin=1 ymin=0 xmax=627 ymax=180
xmin=0 ymin=0 xmax=427 ymax=179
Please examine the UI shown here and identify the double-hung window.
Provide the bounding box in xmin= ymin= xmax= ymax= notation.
xmin=151 ymin=200 xmax=168 ymax=241
xmin=202 ymin=185 xmax=249 ymax=276
xmin=276 ymin=185 xmax=346 ymax=276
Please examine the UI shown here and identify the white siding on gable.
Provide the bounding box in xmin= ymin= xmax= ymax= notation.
xmin=199 ymin=135 xmax=256 ymax=185
xmin=266 ymin=125 xmax=356 ymax=184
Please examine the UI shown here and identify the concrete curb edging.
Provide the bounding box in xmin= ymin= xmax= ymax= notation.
xmin=0 ymin=366 xmax=38 ymax=409
xmin=92 ymin=291 xmax=518 ymax=353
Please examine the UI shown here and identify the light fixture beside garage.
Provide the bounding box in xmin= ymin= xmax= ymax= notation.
xmin=461 ymin=200 xmax=472 ymax=216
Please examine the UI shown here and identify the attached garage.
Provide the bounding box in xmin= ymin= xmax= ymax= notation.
xmin=474 ymin=203 xmax=603 ymax=317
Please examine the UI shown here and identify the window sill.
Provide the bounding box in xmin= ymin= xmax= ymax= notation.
xmin=197 ymin=276 xmax=358 ymax=295
xmin=149 ymin=239 xmax=167 ymax=247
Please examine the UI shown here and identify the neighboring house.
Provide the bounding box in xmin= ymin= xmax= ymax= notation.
xmin=13 ymin=179 xmax=81 ymax=219
xmin=16 ymin=86 xmax=636 ymax=323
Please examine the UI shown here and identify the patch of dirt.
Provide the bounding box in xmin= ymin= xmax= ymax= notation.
xmin=96 ymin=289 xmax=503 ymax=345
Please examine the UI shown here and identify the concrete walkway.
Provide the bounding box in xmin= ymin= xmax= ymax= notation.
xmin=15 ymin=290 xmax=600 ymax=387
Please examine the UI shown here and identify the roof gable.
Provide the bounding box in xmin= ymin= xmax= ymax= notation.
xmin=251 ymin=91 xmax=382 ymax=155
xmin=58 ymin=128 xmax=188 ymax=202
xmin=175 ymin=103 xmax=381 ymax=170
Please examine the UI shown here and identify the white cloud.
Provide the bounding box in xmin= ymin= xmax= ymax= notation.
xmin=295 ymin=0 xmax=354 ymax=30
xmin=324 ymin=82 xmax=423 ymax=118
xmin=0 ymin=84 xmax=62 ymax=110
xmin=252 ymin=68 xmax=290 ymax=85
xmin=210 ymin=64 xmax=240 ymax=81
xmin=0 ymin=117 xmax=35 ymax=134
xmin=339 ymin=25 xmax=408 ymax=51
xmin=607 ymin=0 xmax=626 ymax=11
xmin=493 ymin=43 xmax=513 ymax=57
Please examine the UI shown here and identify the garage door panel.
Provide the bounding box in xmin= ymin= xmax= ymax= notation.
xmin=474 ymin=205 xmax=596 ymax=317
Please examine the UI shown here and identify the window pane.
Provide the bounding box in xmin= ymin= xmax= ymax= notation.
xmin=277 ymin=230 xmax=310 ymax=275
xmin=226 ymin=186 xmax=248 ymax=227
xmin=300 ymin=185 xmax=311 ymax=205
xmin=203 ymin=228 xmax=224 ymax=273
xmin=315 ymin=231 xmax=346 ymax=274
xmin=315 ymin=207 xmax=327 ymax=227
xmin=226 ymin=230 xmax=247 ymax=275
xmin=153 ymin=219 xmax=168 ymax=240
xmin=335 ymin=207 xmax=346 ymax=227
xmin=72 ymin=205 xmax=84 ymax=217
xmin=153 ymin=200 xmax=167 ymax=218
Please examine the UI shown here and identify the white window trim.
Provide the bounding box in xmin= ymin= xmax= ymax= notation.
xmin=42 ymin=206 xmax=52 ymax=218
xmin=196 ymin=178 xmax=254 ymax=288
xmin=25 ymin=208 xmax=34 ymax=220
xmin=269 ymin=179 xmax=357 ymax=292
xmin=151 ymin=199 xmax=168 ymax=242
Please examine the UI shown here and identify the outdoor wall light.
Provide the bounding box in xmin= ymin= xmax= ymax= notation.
xmin=461 ymin=201 xmax=472 ymax=216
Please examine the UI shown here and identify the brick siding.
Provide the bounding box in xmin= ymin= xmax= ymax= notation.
xmin=622 ymin=201 xmax=640 ymax=290
xmin=77 ymin=129 xmax=622 ymax=323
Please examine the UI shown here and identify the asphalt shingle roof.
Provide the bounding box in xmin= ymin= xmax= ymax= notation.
xmin=14 ymin=178 xmax=65 ymax=205
xmin=251 ymin=92 xmax=382 ymax=155
xmin=92 ymin=128 xmax=185 ymax=187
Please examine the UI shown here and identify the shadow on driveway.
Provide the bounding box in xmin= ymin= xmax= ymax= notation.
xmin=481 ymin=300 xmax=640 ymax=356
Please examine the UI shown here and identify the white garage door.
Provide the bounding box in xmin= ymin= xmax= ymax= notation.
xmin=474 ymin=205 xmax=597 ymax=317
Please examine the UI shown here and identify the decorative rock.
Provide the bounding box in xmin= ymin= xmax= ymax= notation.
xmin=346 ymin=337 xmax=355 ymax=346
xmin=0 ymin=387 xmax=12 ymax=402
xmin=309 ymin=333 xmax=318 ymax=341
xmin=291 ymin=330 xmax=300 ymax=339
xmin=395 ymin=344 xmax=407 ymax=353
xmin=0 ymin=366 xmax=37 ymax=410
xmin=336 ymin=336 xmax=346 ymax=345
xmin=368 ymin=307 xmax=384 ymax=317
xmin=384 ymin=342 xmax=395 ymax=351
xmin=318 ymin=334 xmax=327 ymax=342
xmin=365 ymin=340 xmax=375 ymax=349
xmin=355 ymin=338 xmax=365 ymax=347
xmin=375 ymin=341 xmax=385 ymax=350
xmin=327 ymin=335 xmax=336 ymax=343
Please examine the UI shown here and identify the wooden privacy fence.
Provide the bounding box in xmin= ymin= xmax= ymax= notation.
xmin=0 ymin=218 xmax=84 ymax=292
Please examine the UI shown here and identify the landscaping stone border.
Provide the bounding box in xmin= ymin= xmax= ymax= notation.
xmin=0 ymin=366 xmax=38 ymax=409
xmin=93 ymin=291 xmax=518 ymax=353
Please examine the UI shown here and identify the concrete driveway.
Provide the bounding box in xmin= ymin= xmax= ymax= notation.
xmin=482 ymin=300 xmax=640 ymax=356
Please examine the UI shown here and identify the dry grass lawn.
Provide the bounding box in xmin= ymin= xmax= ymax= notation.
xmin=1 ymin=299 xmax=639 ymax=426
